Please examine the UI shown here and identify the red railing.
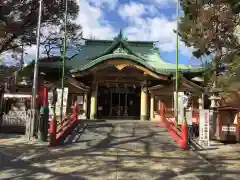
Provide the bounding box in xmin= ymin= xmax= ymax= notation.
xmin=156 ymin=103 xmax=188 ymax=150
xmin=49 ymin=102 xmax=79 ymax=146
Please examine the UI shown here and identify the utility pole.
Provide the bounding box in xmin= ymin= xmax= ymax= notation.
xmin=175 ymin=0 xmax=179 ymax=126
xmin=29 ymin=0 xmax=43 ymax=139
xmin=60 ymin=0 xmax=68 ymax=122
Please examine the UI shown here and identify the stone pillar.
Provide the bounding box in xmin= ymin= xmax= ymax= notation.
xmin=90 ymin=84 xmax=98 ymax=119
xmin=150 ymin=94 xmax=154 ymax=120
xmin=140 ymin=81 xmax=148 ymax=120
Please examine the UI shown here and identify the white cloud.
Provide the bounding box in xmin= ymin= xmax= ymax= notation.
xmin=118 ymin=2 xmax=158 ymax=20
xmin=1 ymin=44 xmax=46 ymax=65
xmin=118 ymin=2 xmax=147 ymax=19
xmin=74 ymin=0 xmax=193 ymax=57
xmin=76 ymin=0 xmax=116 ymax=39
xmin=16 ymin=0 xmax=192 ymax=64
xmin=88 ymin=0 xmax=119 ymax=11
xmin=118 ymin=2 xmax=193 ymax=57
xmin=152 ymin=0 xmax=177 ymax=6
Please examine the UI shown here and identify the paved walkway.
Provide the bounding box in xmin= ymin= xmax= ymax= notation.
xmin=195 ymin=142 xmax=240 ymax=180
xmin=0 ymin=120 xmax=239 ymax=179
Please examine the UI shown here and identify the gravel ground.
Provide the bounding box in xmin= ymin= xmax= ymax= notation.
xmin=0 ymin=120 xmax=239 ymax=180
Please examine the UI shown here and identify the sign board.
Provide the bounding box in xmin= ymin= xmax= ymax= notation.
xmin=222 ymin=126 xmax=236 ymax=132
xmin=186 ymin=110 xmax=192 ymax=125
xmin=199 ymin=109 xmax=210 ymax=147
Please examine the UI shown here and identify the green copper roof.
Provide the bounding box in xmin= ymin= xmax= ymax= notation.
xmin=70 ymin=53 xmax=159 ymax=74
xmin=21 ymin=31 xmax=205 ymax=77
xmin=69 ymin=32 xmax=205 ymax=75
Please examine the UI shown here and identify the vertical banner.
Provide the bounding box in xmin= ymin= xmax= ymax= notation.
xmin=186 ymin=110 xmax=192 ymax=125
xmin=199 ymin=109 xmax=210 ymax=147
xmin=174 ymin=92 xmax=185 ymax=125
xmin=56 ymin=88 xmax=68 ymax=117
xmin=48 ymin=92 xmax=53 ymax=116
xmin=38 ymin=87 xmax=48 ymax=106
xmin=77 ymin=95 xmax=84 ymax=105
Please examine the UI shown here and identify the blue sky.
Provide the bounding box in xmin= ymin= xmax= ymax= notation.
xmin=2 ymin=0 xmax=205 ymax=66
xmin=76 ymin=0 xmax=203 ymax=65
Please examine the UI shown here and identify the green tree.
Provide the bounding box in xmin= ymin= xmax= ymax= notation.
xmin=0 ymin=0 xmax=82 ymax=55
xmin=178 ymin=0 xmax=240 ymax=88
xmin=40 ymin=22 xmax=82 ymax=61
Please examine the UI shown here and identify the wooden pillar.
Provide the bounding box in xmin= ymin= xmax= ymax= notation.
xmin=198 ymin=98 xmax=202 ymax=110
xmin=237 ymin=112 xmax=240 ymax=143
xmin=140 ymin=81 xmax=148 ymax=120
xmin=109 ymin=90 xmax=112 ymax=116
xmin=150 ymin=93 xmax=154 ymax=120
xmin=90 ymin=84 xmax=98 ymax=119
xmin=124 ymin=92 xmax=128 ymax=116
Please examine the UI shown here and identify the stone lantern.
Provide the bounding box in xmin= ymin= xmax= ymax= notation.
xmin=208 ymin=87 xmax=222 ymax=139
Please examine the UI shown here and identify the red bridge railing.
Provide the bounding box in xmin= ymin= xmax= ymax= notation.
xmin=49 ymin=102 xmax=79 ymax=146
xmin=156 ymin=103 xmax=189 ymax=150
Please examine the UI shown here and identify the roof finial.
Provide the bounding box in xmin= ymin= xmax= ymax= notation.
xmin=113 ymin=29 xmax=127 ymax=42
xmin=119 ymin=29 xmax=123 ymax=39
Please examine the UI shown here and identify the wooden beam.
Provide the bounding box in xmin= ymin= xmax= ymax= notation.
xmin=72 ymin=59 xmax=169 ymax=80
xmin=4 ymin=93 xmax=36 ymax=99
xmin=97 ymin=79 xmax=141 ymax=84
xmin=96 ymin=72 xmax=144 ymax=78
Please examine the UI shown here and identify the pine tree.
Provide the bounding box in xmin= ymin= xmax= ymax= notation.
xmin=178 ymin=0 xmax=240 ymax=88
xmin=0 ymin=0 xmax=82 ymax=55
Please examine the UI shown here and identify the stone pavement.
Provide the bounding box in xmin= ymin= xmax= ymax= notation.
xmin=194 ymin=141 xmax=240 ymax=180
xmin=0 ymin=120 xmax=239 ymax=180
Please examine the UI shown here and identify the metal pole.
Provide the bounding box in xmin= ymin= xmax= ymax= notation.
xmin=175 ymin=0 xmax=179 ymax=126
xmin=60 ymin=0 xmax=68 ymax=122
xmin=30 ymin=0 xmax=43 ymax=139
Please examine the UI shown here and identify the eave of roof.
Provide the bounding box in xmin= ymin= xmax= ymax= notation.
xmin=82 ymin=38 xmax=156 ymax=45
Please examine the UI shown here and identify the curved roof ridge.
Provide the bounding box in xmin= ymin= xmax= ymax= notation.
xmin=70 ymin=53 xmax=160 ymax=74
xmin=84 ymin=37 xmax=151 ymax=62
xmin=82 ymin=38 xmax=156 ymax=45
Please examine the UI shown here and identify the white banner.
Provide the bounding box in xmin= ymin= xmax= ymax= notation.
xmin=174 ymin=92 xmax=186 ymax=125
xmin=48 ymin=88 xmax=68 ymax=118
xmin=55 ymin=88 xmax=68 ymax=117
xmin=186 ymin=110 xmax=192 ymax=125
xmin=77 ymin=95 xmax=84 ymax=104
xmin=199 ymin=109 xmax=210 ymax=147
xmin=56 ymin=88 xmax=68 ymax=107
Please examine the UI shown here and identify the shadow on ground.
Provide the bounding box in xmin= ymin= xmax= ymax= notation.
xmin=0 ymin=120 xmax=239 ymax=180
xmin=0 ymin=125 xmax=25 ymax=135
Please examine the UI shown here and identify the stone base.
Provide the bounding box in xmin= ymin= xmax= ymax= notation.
xmin=90 ymin=114 xmax=96 ymax=120
xmin=140 ymin=115 xmax=148 ymax=121
xmin=78 ymin=114 xmax=87 ymax=120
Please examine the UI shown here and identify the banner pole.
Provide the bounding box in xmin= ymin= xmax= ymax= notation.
xmin=175 ymin=0 xmax=180 ymax=126
xmin=60 ymin=0 xmax=68 ymax=122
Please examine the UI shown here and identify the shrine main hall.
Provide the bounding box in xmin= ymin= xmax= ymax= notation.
xmin=22 ymin=32 xmax=205 ymax=120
